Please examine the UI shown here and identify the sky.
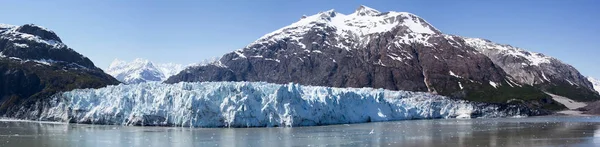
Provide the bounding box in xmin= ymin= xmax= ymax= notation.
xmin=1 ymin=0 xmax=599 ymax=77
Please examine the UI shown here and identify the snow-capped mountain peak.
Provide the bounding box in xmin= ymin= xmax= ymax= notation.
xmin=353 ymin=5 xmax=381 ymax=16
xmin=0 ymin=23 xmax=99 ymax=69
xmin=249 ymin=5 xmax=439 ymax=48
xmin=0 ymin=24 xmax=64 ymax=48
xmin=108 ymin=58 xmax=126 ymax=69
xmin=106 ymin=58 xmax=188 ymax=84
xmin=132 ymin=58 xmax=155 ymax=68
xmin=588 ymin=77 xmax=600 ymax=93
xmin=108 ymin=58 xmax=154 ymax=73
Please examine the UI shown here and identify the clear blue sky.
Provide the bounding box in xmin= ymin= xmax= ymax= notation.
xmin=1 ymin=0 xmax=599 ymax=77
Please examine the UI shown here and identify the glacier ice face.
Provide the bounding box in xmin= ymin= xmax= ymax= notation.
xmin=30 ymin=82 xmax=530 ymax=127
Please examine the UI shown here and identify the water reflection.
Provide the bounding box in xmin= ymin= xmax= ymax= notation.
xmin=0 ymin=116 xmax=599 ymax=147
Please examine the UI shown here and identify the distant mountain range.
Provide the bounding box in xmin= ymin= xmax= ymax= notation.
xmin=106 ymin=58 xmax=188 ymax=84
xmin=166 ymin=5 xmax=600 ymax=110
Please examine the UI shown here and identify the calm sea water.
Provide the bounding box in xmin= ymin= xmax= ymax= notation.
xmin=1 ymin=116 xmax=599 ymax=147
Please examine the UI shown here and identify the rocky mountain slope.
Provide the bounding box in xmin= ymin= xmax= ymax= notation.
xmin=106 ymin=58 xmax=187 ymax=84
xmin=464 ymin=38 xmax=598 ymax=102
xmin=166 ymin=6 xmax=599 ymax=110
xmin=0 ymin=23 xmax=119 ymax=117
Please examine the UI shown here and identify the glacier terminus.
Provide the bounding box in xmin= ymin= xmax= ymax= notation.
xmin=21 ymin=82 xmax=535 ymax=127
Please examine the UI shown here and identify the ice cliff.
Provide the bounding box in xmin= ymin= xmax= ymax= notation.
xmin=24 ymin=82 xmax=533 ymax=127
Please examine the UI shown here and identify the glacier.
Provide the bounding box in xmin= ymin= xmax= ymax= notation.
xmin=23 ymin=82 xmax=533 ymax=127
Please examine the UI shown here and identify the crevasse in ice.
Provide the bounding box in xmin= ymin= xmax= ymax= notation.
xmin=34 ymin=82 xmax=524 ymax=127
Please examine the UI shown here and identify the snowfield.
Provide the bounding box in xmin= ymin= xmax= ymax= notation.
xmin=31 ymin=82 xmax=530 ymax=127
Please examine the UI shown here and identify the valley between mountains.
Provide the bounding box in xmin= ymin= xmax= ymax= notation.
xmin=1 ymin=5 xmax=600 ymax=127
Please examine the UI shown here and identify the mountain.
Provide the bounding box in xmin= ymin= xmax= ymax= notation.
xmin=106 ymin=58 xmax=187 ymax=84
xmin=0 ymin=23 xmax=119 ymax=116
xmin=166 ymin=5 xmax=599 ymax=110
xmin=28 ymin=82 xmax=537 ymax=127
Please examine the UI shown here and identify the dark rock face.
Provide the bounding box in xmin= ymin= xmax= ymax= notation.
xmin=0 ymin=24 xmax=120 ymax=117
xmin=191 ymin=32 xmax=506 ymax=94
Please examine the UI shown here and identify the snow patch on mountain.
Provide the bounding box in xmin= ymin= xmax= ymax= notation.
xmin=0 ymin=52 xmax=87 ymax=69
xmin=33 ymin=82 xmax=528 ymax=127
xmin=489 ymin=81 xmax=499 ymax=88
xmin=13 ymin=43 xmax=29 ymax=48
xmin=546 ymin=92 xmax=586 ymax=110
xmin=106 ymin=58 xmax=188 ymax=84
xmin=449 ymin=71 xmax=461 ymax=78
xmin=463 ymin=38 xmax=552 ymax=66
xmin=588 ymin=77 xmax=600 ymax=94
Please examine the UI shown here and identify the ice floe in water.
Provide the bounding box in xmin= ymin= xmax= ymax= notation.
xmin=28 ymin=82 xmax=530 ymax=127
